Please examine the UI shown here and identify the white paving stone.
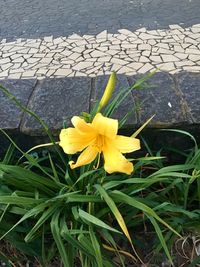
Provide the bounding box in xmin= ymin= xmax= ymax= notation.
xmin=40 ymin=58 xmax=52 ymax=64
xmin=72 ymin=46 xmax=85 ymax=53
xmin=191 ymin=27 xmax=200 ymax=33
xmin=118 ymin=29 xmax=134 ymax=35
xmin=173 ymin=45 xmax=185 ymax=53
xmin=36 ymin=68 xmax=48 ymax=75
xmin=90 ymin=50 xmax=107 ymax=57
xmin=8 ymin=73 xmax=22 ymax=79
xmin=68 ymin=34 xmax=82 ymax=40
xmin=161 ymin=54 xmax=179 ymax=62
xmin=1 ymin=63 xmax=13 ymax=71
xmin=148 ymin=39 xmax=157 ymax=46
xmin=97 ymin=46 xmax=109 ymax=52
xmin=185 ymin=37 xmax=198 ymax=44
xmin=157 ymin=48 xmax=174 ymax=55
xmin=117 ymin=65 xmax=135 ymax=73
xmin=183 ymin=66 xmax=200 ymax=71
xmin=96 ymin=30 xmax=107 ymax=39
xmin=1 ymin=24 xmax=200 ymax=79
xmin=139 ymin=33 xmax=162 ymax=40
xmin=185 ymin=48 xmax=200 ymax=55
xmin=2 ymin=52 xmax=15 ymax=58
xmin=110 ymin=57 xmax=129 ymax=65
xmin=11 ymin=63 xmax=22 ymax=69
xmin=139 ymin=56 xmax=150 ymax=63
xmin=175 ymin=61 xmax=195 ymax=67
xmin=27 ymin=58 xmax=41 ymax=64
xmin=0 ymin=58 xmax=11 ymax=64
xmin=149 ymin=55 xmax=162 ymax=62
xmin=142 ymin=51 xmax=151 ymax=57
xmin=54 ymin=68 xmax=73 ymax=76
xmin=157 ymin=62 xmax=175 ymax=71
xmin=97 ymin=56 xmax=112 ymax=62
xmin=28 ymin=48 xmax=38 ymax=54
xmin=169 ymin=24 xmax=183 ymax=30
xmin=138 ymin=44 xmax=151 ymax=51
xmin=0 ymin=70 xmax=9 ymax=77
xmin=174 ymin=53 xmax=188 ymax=60
xmin=73 ymin=61 xmax=94 ymax=71
xmin=126 ymin=62 xmax=144 ymax=70
xmin=22 ymin=70 xmax=36 ymax=78
xmin=188 ymin=54 xmax=200 ymax=62
xmin=66 ymin=52 xmax=80 ymax=62
xmin=138 ymin=63 xmax=154 ymax=73
xmin=117 ymin=34 xmax=128 ymax=41
xmin=44 ymin=36 xmax=53 ymax=43
xmin=136 ymin=27 xmax=147 ymax=33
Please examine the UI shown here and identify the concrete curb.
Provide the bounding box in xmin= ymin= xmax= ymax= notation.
xmin=0 ymin=71 xmax=200 ymax=136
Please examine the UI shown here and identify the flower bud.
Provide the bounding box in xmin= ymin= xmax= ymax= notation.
xmin=97 ymin=72 xmax=116 ymax=111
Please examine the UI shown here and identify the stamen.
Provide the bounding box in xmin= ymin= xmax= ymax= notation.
xmin=94 ymin=153 xmax=101 ymax=169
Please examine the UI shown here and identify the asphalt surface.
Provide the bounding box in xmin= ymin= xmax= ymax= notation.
xmin=1 ymin=0 xmax=200 ymax=41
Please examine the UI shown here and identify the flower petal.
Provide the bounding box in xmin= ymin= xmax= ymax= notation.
xmin=71 ymin=116 xmax=94 ymax=134
xmin=69 ymin=145 xmax=98 ymax=169
xmin=103 ymin=143 xmax=133 ymax=175
xmin=59 ymin=128 xmax=95 ymax=154
xmin=113 ymin=135 xmax=140 ymax=153
xmin=92 ymin=113 xmax=118 ymax=138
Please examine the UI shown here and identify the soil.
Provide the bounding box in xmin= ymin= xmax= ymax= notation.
xmin=1 ymin=234 xmax=200 ymax=267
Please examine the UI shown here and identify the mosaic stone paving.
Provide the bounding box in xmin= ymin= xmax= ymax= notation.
xmin=1 ymin=24 xmax=200 ymax=79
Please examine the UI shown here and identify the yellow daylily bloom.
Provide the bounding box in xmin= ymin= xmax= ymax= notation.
xmin=59 ymin=113 xmax=140 ymax=174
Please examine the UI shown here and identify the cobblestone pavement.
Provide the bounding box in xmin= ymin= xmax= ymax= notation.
xmin=1 ymin=0 xmax=200 ymax=40
xmin=1 ymin=24 xmax=200 ymax=79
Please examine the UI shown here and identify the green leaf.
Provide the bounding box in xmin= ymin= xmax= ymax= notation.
xmin=50 ymin=210 xmax=71 ymax=267
xmin=2 ymin=144 xmax=15 ymax=164
xmin=0 ymin=202 xmax=49 ymax=241
xmin=103 ymin=177 xmax=168 ymax=190
xmin=48 ymin=153 xmax=59 ymax=182
xmin=67 ymin=194 xmax=102 ymax=203
xmin=0 ymin=164 xmax=62 ymax=194
xmin=95 ymin=185 xmax=132 ymax=245
xmin=60 ymin=221 xmax=93 ymax=258
xmin=131 ymin=115 xmax=155 ymax=138
xmin=147 ymin=215 xmax=173 ymax=264
xmin=0 ymin=196 xmax=42 ymax=206
xmin=25 ymin=204 xmax=59 ymax=242
xmin=89 ymin=226 xmax=103 ymax=267
xmin=73 ymin=169 xmax=99 ymax=188
xmin=110 ymin=190 xmax=181 ymax=238
xmin=160 ymin=129 xmax=198 ymax=151
xmin=78 ymin=208 xmax=121 ymax=234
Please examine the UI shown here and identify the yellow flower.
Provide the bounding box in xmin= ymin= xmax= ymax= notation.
xmin=59 ymin=113 xmax=140 ymax=174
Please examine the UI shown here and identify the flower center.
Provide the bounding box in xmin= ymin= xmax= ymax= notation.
xmin=95 ymin=134 xmax=105 ymax=152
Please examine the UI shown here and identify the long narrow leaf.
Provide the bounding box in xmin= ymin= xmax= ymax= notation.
xmin=25 ymin=204 xmax=59 ymax=242
xmin=89 ymin=226 xmax=103 ymax=267
xmin=95 ymin=185 xmax=132 ymax=245
xmin=50 ymin=210 xmax=71 ymax=267
xmin=110 ymin=190 xmax=181 ymax=237
xmin=147 ymin=215 xmax=173 ymax=264
xmin=78 ymin=208 xmax=121 ymax=234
